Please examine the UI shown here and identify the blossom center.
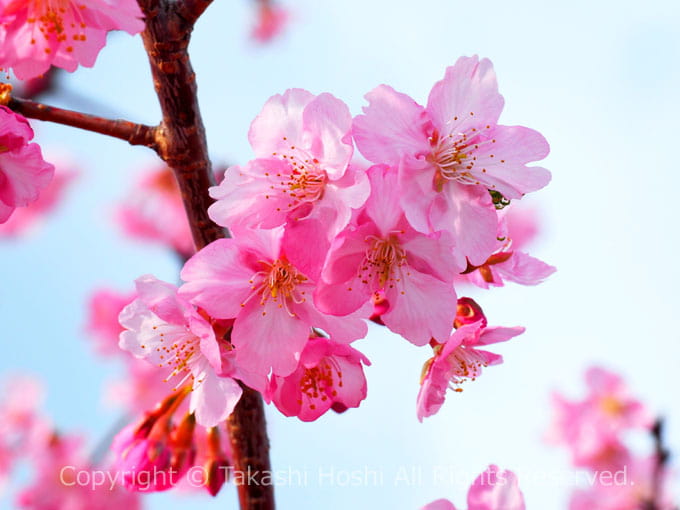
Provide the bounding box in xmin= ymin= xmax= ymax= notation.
xmin=244 ymin=259 xmax=308 ymax=316
xmin=360 ymin=236 xmax=407 ymax=289
xmin=446 ymin=346 xmax=489 ymax=392
xmin=298 ymin=358 xmax=342 ymax=411
xmin=427 ymin=126 xmax=496 ymax=189
xmin=21 ymin=0 xmax=88 ymax=49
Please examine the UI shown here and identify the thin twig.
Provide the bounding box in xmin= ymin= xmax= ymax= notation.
xmin=5 ymin=96 xmax=158 ymax=149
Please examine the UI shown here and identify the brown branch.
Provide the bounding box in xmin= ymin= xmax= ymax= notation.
xmin=644 ymin=418 xmax=671 ymax=510
xmin=137 ymin=1 xmax=275 ymax=509
xmin=177 ymin=0 xmax=215 ymax=25
xmin=5 ymin=96 xmax=158 ymax=149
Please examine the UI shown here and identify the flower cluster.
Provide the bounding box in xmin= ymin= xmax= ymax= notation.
xmin=115 ymin=56 xmax=552 ymax=493
xmin=548 ymin=367 xmax=673 ymax=509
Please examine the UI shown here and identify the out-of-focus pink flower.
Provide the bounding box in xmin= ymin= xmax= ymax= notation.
xmin=179 ymin=227 xmax=368 ymax=378
xmin=0 ymin=0 xmax=145 ymax=80
xmin=353 ymin=56 xmax=550 ymax=270
xmin=422 ymin=465 xmax=525 ymax=510
xmin=119 ymin=275 xmax=243 ymax=427
xmin=0 ymin=376 xmax=50 ymax=489
xmin=315 ymin=164 xmax=458 ymax=346
xmin=548 ymin=366 xmax=652 ymax=470
xmin=266 ymin=336 xmax=370 ymax=421
xmin=85 ymin=288 xmax=136 ymax=356
xmin=417 ymin=320 xmax=524 ymax=421
xmin=458 ymin=206 xmax=555 ymax=289
xmin=0 ymin=106 xmax=53 ymax=223
xmin=17 ymin=433 xmax=140 ymax=510
xmin=569 ymin=456 xmax=673 ymax=510
xmin=0 ymin=165 xmax=75 ymax=236
xmin=116 ymin=166 xmax=194 ymax=258
xmin=251 ymin=1 xmax=287 ymax=43
xmin=209 ymin=89 xmax=369 ymax=279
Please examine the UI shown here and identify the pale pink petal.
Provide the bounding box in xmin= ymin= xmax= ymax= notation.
xmin=430 ymin=183 xmax=499 ymax=268
xmin=0 ymin=145 xmax=54 ymax=208
xmin=248 ymin=88 xmax=314 ymax=157
xmin=477 ymin=326 xmax=525 ymax=346
xmin=467 ymin=465 xmax=525 ymax=510
xmin=190 ymin=371 xmax=242 ymax=428
xmin=421 ymin=499 xmax=457 ymax=510
xmin=301 ymin=92 xmax=353 ymax=179
xmin=364 ymin=164 xmax=403 ymax=234
xmin=179 ymin=239 xmax=254 ymax=319
xmin=427 ymin=56 xmax=504 ymax=134
xmin=232 ymin=298 xmax=309 ymax=376
xmin=353 ymin=85 xmax=432 ymax=165
xmin=464 ymin=125 xmax=551 ymax=199
xmin=383 ymin=270 xmax=456 ymax=345
xmin=495 ymin=251 xmax=556 ymax=285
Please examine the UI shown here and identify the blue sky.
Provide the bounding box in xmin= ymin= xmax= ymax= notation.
xmin=2 ymin=0 xmax=680 ymax=508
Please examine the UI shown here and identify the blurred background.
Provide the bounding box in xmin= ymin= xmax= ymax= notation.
xmin=1 ymin=0 xmax=679 ymax=507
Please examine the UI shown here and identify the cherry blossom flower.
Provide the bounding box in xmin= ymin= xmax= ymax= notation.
xmin=548 ymin=366 xmax=652 ymax=469
xmin=209 ymin=89 xmax=369 ymax=278
xmin=422 ymin=465 xmax=525 ymax=510
xmin=0 ymin=106 xmax=53 ymax=223
xmin=0 ymin=0 xmax=145 ymax=80
xmin=266 ymin=336 xmax=370 ymax=421
xmin=119 ymin=275 xmax=243 ymax=427
xmin=0 ymin=165 xmax=75 ymax=237
xmin=353 ymin=56 xmax=550 ymax=269
xmin=116 ymin=165 xmax=194 ymax=258
xmin=458 ymin=206 xmax=555 ymax=288
xmin=180 ymin=227 xmax=368 ymax=378
xmin=251 ymin=1 xmax=287 ymax=43
xmin=315 ymin=164 xmax=458 ymax=346
xmin=417 ymin=319 xmax=524 ymax=421
xmin=17 ymin=433 xmax=140 ymax=509
xmin=85 ymin=287 xmax=136 ymax=356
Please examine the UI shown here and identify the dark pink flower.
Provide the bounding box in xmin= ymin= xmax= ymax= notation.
xmin=266 ymin=336 xmax=370 ymax=421
xmin=417 ymin=320 xmax=524 ymax=421
xmin=180 ymin=227 xmax=368 ymax=378
xmin=0 ymin=106 xmax=53 ymax=223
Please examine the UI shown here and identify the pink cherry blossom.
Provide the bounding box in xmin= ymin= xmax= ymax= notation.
xmin=422 ymin=465 xmax=525 ymax=510
xmin=251 ymin=1 xmax=288 ymax=43
xmin=569 ymin=456 xmax=674 ymax=510
xmin=458 ymin=206 xmax=555 ymax=288
xmin=119 ymin=275 xmax=243 ymax=427
xmin=353 ymin=56 xmax=550 ymax=269
xmin=0 ymin=164 xmax=75 ymax=237
xmin=179 ymin=227 xmax=368 ymax=378
xmin=116 ymin=165 xmax=194 ymax=258
xmin=85 ymin=287 xmax=136 ymax=356
xmin=0 ymin=0 xmax=145 ymax=80
xmin=0 ymin=106 xmax=53 ymax=223
xmin=315 ymin=164 xmax=458 ymax=346
xmin=417 ymin=320 xmax=524 ymax=421
xmin=266 ymin=336 xmax=370 ymax=421
xmin=548 ymin=366 xmax=652 ymax=470
xmin=17 ymin=433 xmax=140 ymax=510
xmin=209 ymin=89 xmax=369 ymax=278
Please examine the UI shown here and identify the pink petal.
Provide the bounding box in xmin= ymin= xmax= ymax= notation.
xmin=232 ymin=298 xmax=310 ymax=376
xmin=467 ymin=465 xmax=525 ymax=510
xmin=353 ymin=85 xmax=432 ymax=165
xmin=426 ymin=56 xmax=504 ymax=134
xmin=190 ymin=371 xmax=242 ymax=428
xmin=382 ymin=269 xmax=456 ymax=345
xmin=495 ymin=251 xmax=556 ymax=285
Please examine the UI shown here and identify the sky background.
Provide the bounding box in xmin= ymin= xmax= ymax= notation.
xmin=2 ymin=0 xmax=680 ymax=508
